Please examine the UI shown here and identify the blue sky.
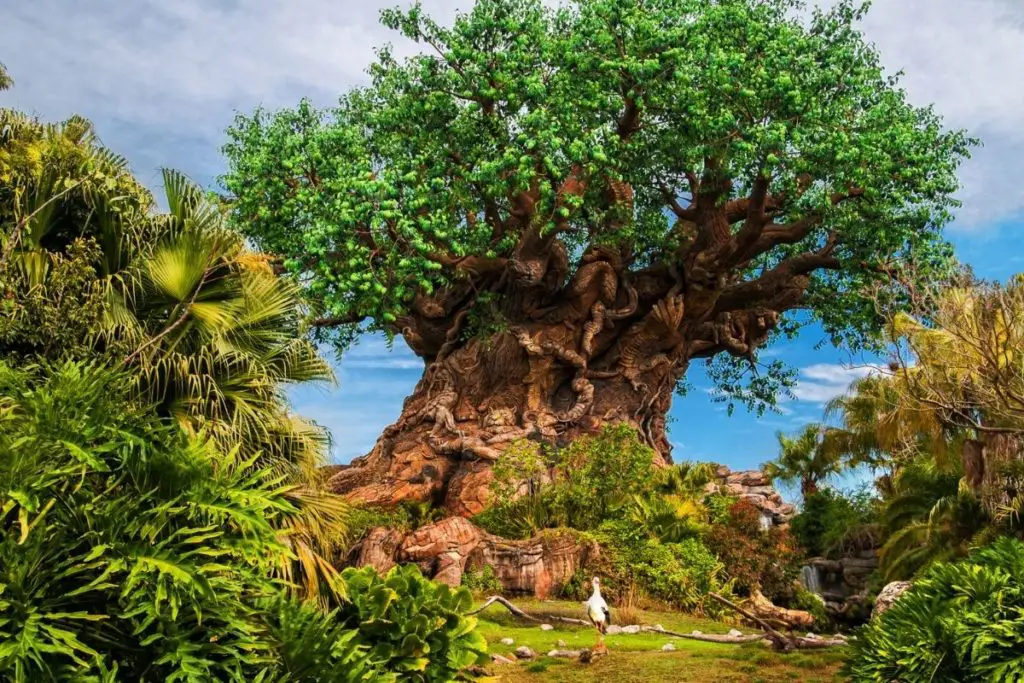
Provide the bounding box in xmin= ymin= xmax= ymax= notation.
xmin=3 ymin=0 xmax=1023 ymax=475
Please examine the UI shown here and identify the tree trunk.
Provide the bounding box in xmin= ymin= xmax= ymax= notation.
xmin=326 ymin=234 xmax=787 ymax=516
xmin=327 ymin=322 xmax=683 ymax=516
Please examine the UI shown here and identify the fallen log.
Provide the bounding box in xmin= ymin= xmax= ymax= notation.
xmin=470 ymin=596 xmax=769 ymax=644
xmin=749 ymin=589 xmax=815 ymax=629
xmin=467 ymin=595 xmax=591 ymax=626
xmin=709 ymin=592 xmax=847 ymax=652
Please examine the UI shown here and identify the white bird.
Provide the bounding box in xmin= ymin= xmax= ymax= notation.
xmin=586 ymin=576 xmax=611 ymax=646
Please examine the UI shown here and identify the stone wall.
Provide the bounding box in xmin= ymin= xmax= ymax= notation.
xmin=704 ymin=465 xmax=798 ymax=527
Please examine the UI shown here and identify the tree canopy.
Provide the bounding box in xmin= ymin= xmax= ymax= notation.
xmin=224 ymin=0 xmax=971 ymax=403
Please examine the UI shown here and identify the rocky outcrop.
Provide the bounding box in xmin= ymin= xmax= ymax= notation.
xmin=806 ymin=551 xmax=879 ymax=603
xmin=872 ymin=581 xmax=912 ymax=618
xmin=704 ymin=466 xmax=797 ymax=527
xmin=348 ymin=517 xmax=599 ymax=597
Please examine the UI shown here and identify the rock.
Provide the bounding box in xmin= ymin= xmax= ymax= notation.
xmin=805 ymin=632 xmax=820 ymax=640
xmin=661 ymin=643 xmax=676 ymax=652
xmin=399 ymin=517 xmax=484 ymax=585
xmin=353 ymin=517 xmax=598 ymax=597
xmin=556 ymin=639 xmax=567 ymax=648
xmin=539 ymin=624 xmax=554 ymax=631
xmin=691 ymin=630 xmax=704 ymax=636
xmin=499 ymin=637 xmax=515 ymax=646
xmin=348 ymin=526 xmax=403 ymax=574
xmin=606 ymin=625 xmax=624 ymax=635
xmin=548 ymin=649 xmax=582 ymax=658
xmin=727 ymin=629 xmax=743 ymax=638
xmin=491 ymin=654 xmax=516 ymax=665
xmin=622 ymin=624 xmax=641 ymax=634
xmin=513 ymin=646 xmax=536 ymax=660
xmin=873 ymin=581 xmax=913 ymax=618
xmin=652 ymin=624 xmax=665 ymax=632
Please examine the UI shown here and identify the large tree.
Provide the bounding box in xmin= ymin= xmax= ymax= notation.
xmin=223 ymin=0 xmax=972 ymax=515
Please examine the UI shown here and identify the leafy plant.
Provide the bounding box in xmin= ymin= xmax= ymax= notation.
xmin=704 ymin=500 xmax=803 ymax=599
xmin=764 ymin=424 xmax=846 ymax=497
xmin=847 ymin=537 xmax=1024 ymax=682
xmin=791 ymin=488 xmax=879 ymax=558
xmin=460 ymin=565 xmax=503 ymax=595
xmin=0 ymin=361 xmax=292 ymax=680
xmin=337 ymin=565 xmax=488 ymax=682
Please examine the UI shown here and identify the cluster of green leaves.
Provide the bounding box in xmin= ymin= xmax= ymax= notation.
xmin=460 ymin=565 xmax=504 ymax=595
xmin=337 ymin=565 xmax=489 ymax=681
xmin=223 ymin=0 xmax=970 ymax=388
xmin=0 ymin=361 xmax=374 ymax=681
xmin=0 ymin=105 xmax=353 ymax=604
xmin=593 ymin=519 xmax=729 ymax=614
xmin=476 ymin=424 xmax=658 ymax=538
xmin=847 ymin=538 xmax=1024 ymax=682
xmin=0 ymin=361 xmax=489 ymax=682
xmin=790 ymin=488 xmax=879 ymax=559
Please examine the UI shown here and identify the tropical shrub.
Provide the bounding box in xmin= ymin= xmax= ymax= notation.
xmin=461 ymin=565 xmax=503 ymax=595
xmin=0 ymin=361 xmax=293 ymax=680
xmin=474 ymin=425 xmax=657 ymax=537
xmin=704 ymin=500 xmax=803 ymax=599
xmin=337 ymin=565 xmax=489 ymax=682
xmin=594 ymin=518 xmax=728 ymax=613
xmin=261 ymin=597 xmax=390 ymax=682
xmin=791 ymin=488 xmax=879 ymax=558
xmin=847 ymin=537 xmax=1024 ymax=682
xmin=0 ymin=361 xmax=487 ymax=681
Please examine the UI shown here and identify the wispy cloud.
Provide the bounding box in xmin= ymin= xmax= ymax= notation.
xmin=791 ymin=363 xmax=881 ymax=404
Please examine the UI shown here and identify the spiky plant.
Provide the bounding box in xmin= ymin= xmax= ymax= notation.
xmin=1 ymin=108 xmax=348 ymax=605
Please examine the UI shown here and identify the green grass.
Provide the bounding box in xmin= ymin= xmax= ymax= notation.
xmin=474 ymin=599 xmax=847 ymax=682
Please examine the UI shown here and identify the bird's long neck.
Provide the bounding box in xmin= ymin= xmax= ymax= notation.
xmin=591 ymin=585 xmax=602 ymax=600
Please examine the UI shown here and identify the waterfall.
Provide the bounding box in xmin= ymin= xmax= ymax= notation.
xmin=800 ymin=565 xmax=822 ymax=595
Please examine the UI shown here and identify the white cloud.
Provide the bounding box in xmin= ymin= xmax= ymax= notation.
xmin=1 ymin=0 xmax=1022 ymax=227
xmin=792 ymin=363 xmax=881 ymax=404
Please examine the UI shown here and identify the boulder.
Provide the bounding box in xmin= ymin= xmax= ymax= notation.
xmin=351 ymin=526 xmax=404 ymax=574
xmin=491 ymin=654 xmax=516 ymax=665
xmin=539 ymin=624 xmax=554 ymax=631
xmin=499 ymin=637 xmax=515 ymax=646
xmin=661 ymin=643 xmax=676 ymax=652
xmin=513 ymin=646 xmax=536 ymax=660
xmin=872 ymin=581 xmax=913 ymax=618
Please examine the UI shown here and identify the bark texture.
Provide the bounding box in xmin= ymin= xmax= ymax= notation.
xmin=325 ymin=172 xmax=859 ymax=513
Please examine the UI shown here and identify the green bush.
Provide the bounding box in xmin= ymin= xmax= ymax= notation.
xmin=595 ymin=518 xmax=728 ymax=613
xmin=338 ymin=565 xmax=489 ymax=682
xmin=461 ymin=564 xmax=504 ymax=594
xmin=0 ymin=361 xmax=487 ymax=682
xmin=474 ymin=425 xmax=658 ymax=537
xmin=847 ymin=537 xmax=1024 ymax=682
xmin=0 ymin=361 xmax=293 ymax=680
xmin=261 ymin=597 xmax=390 ymax=682
xmin=791 ymin=488 xmax=878 ymax=558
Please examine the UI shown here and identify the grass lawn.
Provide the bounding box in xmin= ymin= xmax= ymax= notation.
xmin=473 ymin=599 xmax=848 ymax=683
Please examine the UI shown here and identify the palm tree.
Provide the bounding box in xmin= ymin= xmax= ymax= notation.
xmin=763 ymin=423 xmax=844 ymax=497
xmin=2 ymin=111 xmax=348 ymax=605
xmin=877 ymin=458 xmax=989 ymax=581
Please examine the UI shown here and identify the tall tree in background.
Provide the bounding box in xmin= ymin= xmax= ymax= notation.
xmin=224 ymin=0 xmax=972 ymax=515
xmin=764 ymin=423 xmax=843 ymax=497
